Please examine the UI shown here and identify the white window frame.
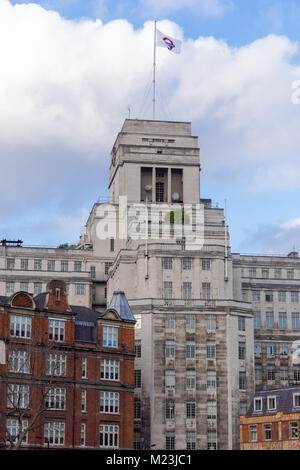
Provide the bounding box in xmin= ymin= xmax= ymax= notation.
xmin=102 ymin=325 xmax=118 ymax=348
xmin=100 ymin=424 xmax=119 ymax=448
xmin=100 ymin=359 xmax=119 ymax=381
xmin=7 ymin=384 xmax=29 ymax=409
xmin=44 ymin=421 xmax=65 ymax=446
xmin=254 ymin=397 xmax=263 ymax=412
xmin=45 ymin=388 xmax=66 ymax=410
xmin=10 ymin=315 xmax=31 ymax=339
xmin=49 ymin=319 xmax=65 ymax=342
xmin=293 ymin=393 xmax=300 ymax=408
xmin=267 ymin=395 xmax=276 ymax=411
xmin=9 ymin=350 xmax=30 ymax=374
xmin=46 ymin=353 xmax=66 ymax=376
xmin=100 ymin=391 xmax=119 ymax=414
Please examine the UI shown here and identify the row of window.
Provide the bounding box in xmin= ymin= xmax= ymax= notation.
xmin=6 ymin=282 xmax=87 ymax=296
xmin=134 ymin=397 xmax=217 ymax=421
xmin=253 ymin=311 xmax=300 ymax=330
xmin=162 ymin=257 xmax=211 ymax=271
xmin=254 ymin=341 xmax=294 ymax=357
xmin=255 ymin=364 xmax=300 ymax=382
xmin=248 ymin=290 xmax=300 ymax=303
xmin=5 ymin=258 xmax=88 ymax=273
xmin=134 ymin=430 xmax=217 ymax=450
xmin=163 ymin=340 xmax=217 ymax=359
xmin=135 ymin=369 xmax=216 ymax=390
xmin=6 ymin=420 xmax=119 ymax=448
xmin=163 ymin=282 xmax=212 ymax=300
xmin=245 ymin=267 xmax=296 ymax=280
xmin=163 ymin=313 xmax=218 ymax=331
xmin=249 ymin=422 xmax=299 ymax=443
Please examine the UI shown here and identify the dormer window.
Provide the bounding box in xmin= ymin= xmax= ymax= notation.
xmin=56 ymin=288 xmax=61 ymax=302
xmin=267 ymin=396 xmax=276 ymax=411
xmin=254 ymin=397 xmax=262 ymax=412
xmin=293 ymin=393 xmax=300 ymax=408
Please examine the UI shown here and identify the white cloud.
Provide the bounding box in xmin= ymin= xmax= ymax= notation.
xmin=281 ymin=218 xmax=300 ymax=230
xmin=2 ymin=1 xmax=300 ymax=244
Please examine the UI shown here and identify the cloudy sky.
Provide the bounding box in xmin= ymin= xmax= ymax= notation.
xmin=1 ymin=0 xmax=300 ymax=254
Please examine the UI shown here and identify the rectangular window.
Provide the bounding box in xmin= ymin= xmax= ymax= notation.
xmin=135 ymin=339 xmax=141 ymax=358
xmin=45 ymin=388 xmax=66 ymax=410
xmin=252 ymin=290 xmax=260 ymax=301
xmin=20 ymin=259 xmax=28 ymax=271
xmin=266 ymin=311 xmax=274 ymax=329
xmin=293 ymin=393 xmax=300 ymax=408
xmin=265 ymin=290 xmax=273 ymax=302
xmin=292 ymin=291 xmax=299 ymax=303
xmin=206 ymin=341 xmax=216 ymax=359
xmin=156 ymin=182 xmax=164 ymax=203
xmin=82 ymin=357 xmax=87 ymax=379
xmin=262 ymin=268 xmax=269 ymax=279
xmin=292 ymin=313 xmax=300 ymax=331
xmin=278 ymin=291 xmax=286 ymax=302
xmin=104 ymin=262 xmax=113 ymax=275
xmin=6 ymin=281 xmax=15 ymax=295
xmin=75 ymin=283 xmax=85 ymax=296
xmin=186 ymin=370 xmax=196 ymax=389
xmin=20 ymin=282 xmax=29 ymax=292
xmin=61 ymin=260 xmax=68 ymax=272
xmin=249 ymin=267 xmax=256 ymax=278
xmin=81 ymin=389 xmax=86 ymax=412
xmin=135 ymin=370 xmax=142 ymax=388
xmin=207 ymin=431 xmax=217 ymax=450
xmin=186 ymin=314 xmax=195 ymax=332
xmin=294 ymin=366 xmax=300 ymax=382
xmin=279 ymin=312 xmax=287 ymax=330
xmin=134 ymin=398 xmax=141 ymax=419
xmin=264 ymin=424 xmax=272 ymax=441
xmin=202 ymin=258 xmax=211 ymax=270
xmin=110 ymin=238 xmax=115 ymax=252
xmin=163 ymin=282 xmax=173 ymax=299
xmin=134 ymin=431 xmax=142 ymax=450
xmin=100 ymin=359 xmax=119 ymax=381
xmin=280 ymin=366 xmax=288 ymax=381
xmin=186 ymin=401 xmax=196 ymax=419
xmin=74 ymin=261 xmax=82 ymax=272
xmin=238 ymin=316 xmax=245 ymax=331
xmin=103 ymin=325 xmax=118 ymax=348
xmin=100 ymin=425 xmax=119 ymax=448
xmin=81 ymin=423 xmax=86 ymax=447
xmin=49 ymin=319 xmax=65 ymax=342
xmin=186 ymin=431 xmax=196 ymax=450
xmin=291 ymin=422 xmax=298 ymax=439
xmin=165 ymin=313 xmax=175 ymax=329
xmin=206 ymin=314 xmax=216 ymax=331
xmin=182 ymin=282 xmax=192 ymax=300
xmin=163 ymin=257 xmax=172 ymax=270
xmin=90 ymin=266 xmax=96 ymax=278
xmin=34 ymin=282 xmax=43 ymax=295
xmin=287 ymin=269 xmax=294 ymax=280
xmin=47 ymin=260 xmax=55 ymax=271
xmin=182 ymin=257 xmax=192 ymax=270
xmin=10 ymin=315 xmax=31 ymax=339
xmin=6 ymin=419 xmax=28 ymax=445
xmin=250 ymin=426 xmax=257 ymax=442
xmin=202 ymin=282 xmax=211 ymax=300
xmin=165 ymin=431 xmax=175 ymax=450
xmin=165 ymin=399 xmax=175 ymax=419
xmin=253 ymin=312 xmax=261 ymax=329
xmin=255 ymin=365 xmax=262 ymax=381
xmin=100 ymin=391 xmax=119 ymax=414
xmin=254 ymin=342 xmax=261 ymax=356
xmin=239 ymin=371 xmax=246 ymax=390
xmin=9 ymin=350 xmax=30 ymax=374
xmin=186 ymin=340 xmax=195 ymax=359
xmin=267 ymin=396 xmax=276 ymax=411
xmin=207 ymin=370 xmax=216 ymax=389
xmin=267 ymin=342 xmax=275 ymax=356
xmin=34 ymin=259 xmax=42 ymax=270
xmin=254 ymin=397 xmax=262 ymax=412
xmin=165 ymin=370 xmax=175 ymax=389
xmin=7 ymin=384 xmax=29 ymax=409
xmin=6 ymin=258 xmax=15 ymax=270
xmin=280 ymin=342 xmax=288 ymax=356
xmin=46 ymin=353 xmax=66 ymax=376
xmin=275 ymin=268 xmax=281 ymax=279
xmin=207 ymin=401 xmax=217 ymax=419
xmin=44 ymin=422 xmax=65 ymax=446
xmin=165 ymin=340 xmax=175 ymax=359
xmin=267 ymin=365 xmax=275 ymax=381
xmin=238 ymin=342 xmax=246 ymax=360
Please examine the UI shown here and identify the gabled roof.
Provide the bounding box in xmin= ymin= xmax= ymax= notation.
xmin=108 ymin=291 xmax=135 ymax=322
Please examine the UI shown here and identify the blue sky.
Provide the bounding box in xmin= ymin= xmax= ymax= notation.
xmin=2 ymin=0 xmax=300 ymax=254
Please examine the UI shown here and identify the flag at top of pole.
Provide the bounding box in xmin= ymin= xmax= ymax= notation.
xmin=156 ymin=28 xmax=182 ymax=54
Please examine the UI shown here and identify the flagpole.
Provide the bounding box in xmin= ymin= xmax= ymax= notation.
xmin=153 ymin=20 xmax=157 ymax=120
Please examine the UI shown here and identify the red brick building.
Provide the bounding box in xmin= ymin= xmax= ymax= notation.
xmin=0 ymin=280 xmax=135 ymax=449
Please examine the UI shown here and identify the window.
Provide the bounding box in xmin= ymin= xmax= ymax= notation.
xmin=165 ymin=370 xmax=175 ymax=389
xmin=291 ymin=422 xmax=298 ymax=439
xmin=165 ymin=431 xmax=175 ymax=450
xmin=265 ymin=290 xmax=273 ymax=302
xmin=249 ymin=267 xmax=256 ymax=278
xmin=110 ymin=238 xmax=115 ymax=252
xmin=165 ymin=313 xmax=175 ymax=329
xmin=182 ymin=282 xmax=192 ymax=300
xmin=186 ymin=340 xmax=195 ymax=359
xmin=280 ymin=366 xmax=288 ymax=381
xmin=207 ymin=431 xmax=217 ymax=450
xmin=163 ymin=282 xmax=173 ymax=299
xmin=156 ymin=182 xmax=164 ymax=202
xmin=294 ymin=366 xmax=300 ymax=382
xmin=163 ymin=257 xmax=172 ymax=269
xmin=100 ymin=391 xmax=119 ymax=414
xmin=262 ymin=268 xmax=269 ymax=279
xmin=49 ymin=319 xmax=65 ymax=341
xmin=238 ymin=316 xmax=245 ymax=331
xmin=186 ymin=370 xmax=196 ymax=389
xmin=81 ymin=357 xmax=87 ymax=379
xmin=253 ymin=311 xmax=261 ymax=329
xmin=275 ymin=268 xmax=281 ymax=279
xmin=266 ymin=311 xmax=274 ymax=329
xmin=165 ymin=399 xmax=175 ymax=419
xmin=47 ymin=260 xmax=55 ymax=271
xmin=287 ymin=269 xmax=294 ymax=280
xmin=104 ymin=262 xmax=113 ymax=275
xmin=255 ymin=365 xmax=262 ymax=381
xmin=134 ymin=398 xmax=141 ymax=419
xmin=239 ymin=342 xmax=246 ymax=360
xmin=206 ymin=341 xmax=216 ymax=359
xmin=250 ymin=426 xmax=257 ymax=442
xmin=9 ymin=350 xmax=30 ymax=374
xmin=45 ymin=388 xmax=66 ymax=410
xmin=242 ymin=290 xmax=247 ymax=301
xmin=75 ymin=284 xmax=85 ymax=296
xmin=134 ymin=430 xmax=142 ymax=450
xmin=61 ymin=260 xmax=68 ymax=272
xmin=34 ymin=259 xmax=42 ymax=270
xmin=202 ymin=282 xmax=211 ymax=300
xmin=6 ymin=281 xmax=15 ymax=295
xmin=7 ymin=384 xmax=29 ymax=409
xmin=46 ymin=354 xmax=66 ymax=376
xmin=74 ymin=261 xmax=82 ymax=272
xmin=20 ymin=282 xmax=29 ymax=292
xmin=202 ymin=258 xmax=210 ymax=270
xmin=267 ymin=396 xmax=276 ymax=411
xmin=278 ymin=291 xmax=286 ymax=302
xmin=279 ymin=312 xmax=287 ymax=330
xmin=206 ymin=314 xmax=216 ymax=331
xmin=81 ymin=423 xmax=86 ymax=447
xmin=293 ymin=393 xmax=300 ymax=408
xmin=20 ymin=259 xmax=28 ymax=271
xmin=44 ymin=422 xmax=65 ymax=446
xmin=186 ymin=401 xmax=196 ymax=419
xmin=182 ymin=257 xmax=192 ymax=270
xmin=135 ymin=339 xmax=141 ymax=358
xmin=90 ymin=266 xmax=96 ymax=278
xmin=34 ymin=282 xmax=42 ymax=295
xmin=100 ymin=359 xmax=119 ymax=381
xmin=7 ymin=258 xmax=15 ymax=270
xmin=280 ymin=343 xmax=288 ymax=356
xmin=186 ymin=431 xmax=196 ymax=450
xmin=207 ymin=370 xmax=216 ymax=389
xmin=252 ymin=290 xmax=260 ymax=301
xmin=103 ymin=325 xmax=118 ymax=348
xmin=267 ymin=365 xmax=275 ymax=381
xmin=267 ymin=342 xmax=275 ymax=356
xmin=81 ymin=389 xmax=86 ymax=412
xmin=292 ymin=312 xmax=300 ymax=331
xmin=207 ymin=401 xmax=217 ymax=419
xmin=165 ymin=340 xmax=175 ymax=359
xmin=239 ymin=371 xmax=246 ymax=390
xmin=292 ymin=291 xmax=299 ymax=303
xmin=100 ymin=425 xmax=119 ymax=448
xmin=186 ymin=314 xmax=195 ymax=332
xmin=264 ymin=424 xmax=272 ymax=441
xmin=254 ymin=397 xmax=262 ymax=412
xmin=6 ymin=419 xmax=28 ymax=445
xmin=135 ymin=370 xmax=142 ymax=388
xmin=10 ymin=315 xmax=31 ymax=339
